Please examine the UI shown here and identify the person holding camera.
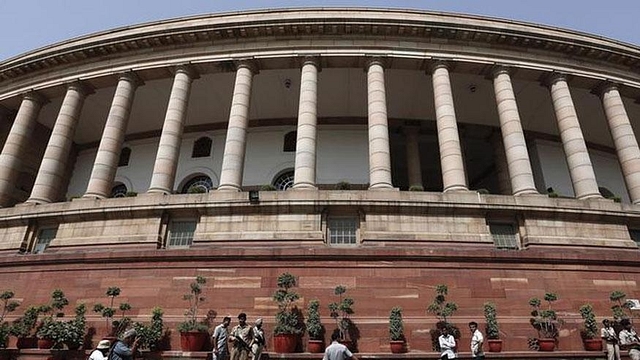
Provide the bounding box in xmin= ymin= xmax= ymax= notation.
xmin=108 ymin=328 xmax=140 ymax=360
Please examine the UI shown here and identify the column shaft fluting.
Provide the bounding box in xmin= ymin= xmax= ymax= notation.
xmin=492 ymin=69 xmax=537 ymax=195
xmin=366 ymin=60 xmax=393 ymax=189
xmin=293 ymin=59 xmax=319 ymax=189
xmin=84 ymin=73 xmax=139 ymax=198
xmin=432 ymin=64 xmax=468 ymax=192
xmin=548 ymin=75 xmax=601 ymax=199
xmin=27 ymin=83 xmax=89 ymax=204
xmin=218 ymin=64 xmax=255 ymax=191
xmin=601 ymin=85 xmax=640 ymax=203
xmin=0 ymin=93 xmax=46 ymax=206
xmin=405 ymin=128 xmax=423 ymax=189
xmin=148 ymin=66 xmax=196 ymax=194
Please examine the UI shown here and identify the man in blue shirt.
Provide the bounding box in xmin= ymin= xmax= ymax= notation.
xmin=109 ymin=328 xmax=140 ymax=360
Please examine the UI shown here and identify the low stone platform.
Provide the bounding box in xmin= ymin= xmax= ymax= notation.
xmin=0 ymin=350 xmax=624 ymax=360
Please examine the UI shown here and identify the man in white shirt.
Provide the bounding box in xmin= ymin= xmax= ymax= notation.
xmin=438 ymin=326 xmax=457 ymax=359
xmin=468 ymin=322 xmax=484 ymax=359
xmin=213 ymin=316 xmax=231 ymax=360
xmin=601 ymin=319 xmax=621 ymax=360
xmin=323 ymin=330 xmax=357 ymax=360
xmin=619 ymin=319 xmax=640 ymax=360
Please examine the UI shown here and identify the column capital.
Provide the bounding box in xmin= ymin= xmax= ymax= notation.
xmin=234 ymin=59 xmax=260 ymax=75
xmin=365 ymin=56 xmax=389 ymax=70
xmin=173 ymin=64 xmax=200 ymax=80
xmin=540 ymin=71 xmax=570 ymax=88
xmin=428 ymin=60 xmax=455 ymax=74
xmin=488 ymin=64 xmax=515 ymax=79
xmin=21 ymin=91 xmax=49 ymax=105
xmin=591 ymin=80 xmax=620 ymax=98
xmin=298 ymin=56 xmax=321 ymax=71
xmin=66 ymin=81 xmax=95 ymax=97
xmin=118 ymin=71 xmax=145 ymax=88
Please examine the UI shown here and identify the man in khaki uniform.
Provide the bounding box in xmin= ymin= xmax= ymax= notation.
xmin=230 ymin=313 xmax=254 ymax=360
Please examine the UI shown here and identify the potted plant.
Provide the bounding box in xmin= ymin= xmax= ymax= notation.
xmin=483 ymin=302 xmax=502 ymax=352
xmin=0 ymin=291 xmax=19 ymax=349
xmin=426 ymin=284 xmax=459 ymax=351
xmin=62 ymin=303 xmax=86 ymax=350
xmin=134 ymin=307 xmax=165 ymax=354
xmin=273 ymin=272 xmax=302 ymax=353
xmin=36 ymin=289 xmax=70 ymax=349
xmin=529 ymin=292 xmax=564 ymax=351
xmin=579 ymin=304 xmax=602 ymax=351
xmin=329 ymin=285 xmax=355 ymax=345
xmin=178 ymin=276 xmax=208 ymax=351
xmin=389 ymin=307 xmax=406 ymax=353
xmin=93 ymin=286 xmax=132 ymax=339
xmin=610 ymin=290 xmax=633 ymax=322
xmin=306 ymin=299 xmax=325 ymax=353
xmin=10 ymin=306 xmax=39 ymax=348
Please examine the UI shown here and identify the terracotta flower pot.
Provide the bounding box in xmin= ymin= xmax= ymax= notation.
xmin=537 ymin=338 xmax=555 ymax=351
xmin=583 ymin=338 xmax=603 ymax=351
xmin=307 ymin=339 xmax=324 ymax=353
xmin=390 ymin=340 xmax=406 ymax=354
xmin=487 ymin=339 xmax=503 ymax=352
xmin=273 ymin=334 xmax=297 ymax=353
xmin=37 ymin=338 xmax=54 ymax=349
xmin=180 ymin=331 xmax=207 ymax=351
xmin=16 ymin=336 xmax=38 ymax=349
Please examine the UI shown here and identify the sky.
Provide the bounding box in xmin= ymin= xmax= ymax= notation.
xmin=1 ymin=0 xmax=639 ymax=62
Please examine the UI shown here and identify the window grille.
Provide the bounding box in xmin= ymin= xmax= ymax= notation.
xmin=181 ymin=176 xmax=213 ymax=194
xmin=489 ymin=223 xmax=519 ymax=250
xmin=167 ymin=221 xmax=196 ymax=248
xmin=274 ymin=171 xmax=295 ymax=191
xmin=328 ymin=217 xmax=358 ymax=245
xmin=283 ymin=131 xmax=296 ymax=152
xmin=191 ymin=137 xmax=212 ymax=158
xmin=33 ymin=228 xmax=57 ymax=254
xmin=118 ymin=147 xmax=131 ymax=167
xmin=110 ymin=183 xmax=128 ymax=198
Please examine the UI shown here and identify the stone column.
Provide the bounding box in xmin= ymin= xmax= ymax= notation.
xmin=218 ymin=61 xmax=256 ymax=191
xmin=431 ymin=62 xmax=468 ymax=192
xmin=492 ymin=67 xmax=538 ymax=195
xmin=293 ymin=57 xmax=319 ymax=189
xmin=547 ymin=73 xmax=601 ymax=199
xmin=84 ymin=73 xmax=141 ymax=198
xmin=27 ymin=82 xmax=91 ymax=204
xmin=598 ymin=83 xmax=640 ymax=204
xmin=404 ymin=127 xmax=423 ymax=189
xmin=0 ymin=92 xmax=47 ymax=206
xmin=366 ymin=59 xmax=393 ymax=189
xmin=148 ymin=65 xmax=197 ymax=194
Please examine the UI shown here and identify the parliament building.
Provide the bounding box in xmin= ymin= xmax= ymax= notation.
xmin=0 ymin=7 xmax=639 ymax=353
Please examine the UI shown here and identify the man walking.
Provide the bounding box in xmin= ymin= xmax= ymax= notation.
xmin=468 ymin=322 xmax=484 ymax=359
xmin=213 ymin=316 xmax=231 ymax=360
xmin=323 ymin=330 xmax=357 ymax=360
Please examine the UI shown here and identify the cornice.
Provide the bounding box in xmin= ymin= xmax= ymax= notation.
xmin=1 ymin=8 xmax=639 ymax=90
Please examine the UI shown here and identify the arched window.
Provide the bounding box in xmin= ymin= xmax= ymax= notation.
xmin=181 ymin=175 xmax=213 ymax=194
xmin=118 ymin=147 xmax=131 ymax=167
xmin=283 ymin=131 xmax=296 ymax=152
xmin=273 ymin=170 xmax=295 ymax=191
xmin=192 ymin=137 xmax=212 ymax=158
xmin=110 ymin=183 xmax=128 ymax=198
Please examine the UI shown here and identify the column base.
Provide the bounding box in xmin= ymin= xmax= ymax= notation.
xmin=292 ymin=183 xmax=317 ymax=190
xmin=217 ymin=184 xmax=242 ymax=192
xmin=443 ymin=185 xmax=469 ymax=192
xmin=147 ymin=187 xmax=172 ymax=195
xmin=577 ymin=192 xmax=603 ymax=200
xmin=82 ymin=192 xmax=107 ymax=200
xmin=24 ymin=197 xmax=51 ymax=205
xmin=513 ymin=188 xmax=540 ymax=196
